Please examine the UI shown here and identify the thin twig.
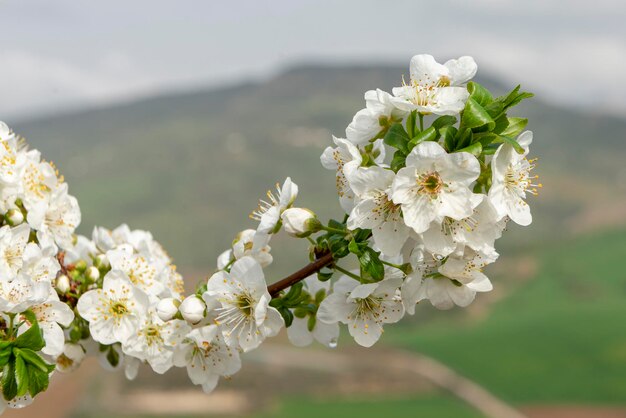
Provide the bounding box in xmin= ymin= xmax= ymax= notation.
xmin=267 ymin=252 xmax=334 ymax=297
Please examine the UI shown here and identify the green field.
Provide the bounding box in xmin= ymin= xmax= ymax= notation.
xmin=390 ymin=227 xmax=626 ymax=405
xmin=253 ymin=394 xmax=485 ymax=418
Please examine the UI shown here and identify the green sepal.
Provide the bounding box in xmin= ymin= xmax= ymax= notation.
xmin=106 ymin=345 xmax=120 ymax=368
xmin=278 ymin=307 xmax=294 ymax=327
xmin=307 ymin=315 xmax=317 ymax=333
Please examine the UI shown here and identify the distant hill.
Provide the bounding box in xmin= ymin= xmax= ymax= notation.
xmin=11 ymin=65 xmax=626 ymax=276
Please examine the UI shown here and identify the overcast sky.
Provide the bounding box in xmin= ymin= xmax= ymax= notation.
xmin=1 ymin=0 xmax=625 ymax=120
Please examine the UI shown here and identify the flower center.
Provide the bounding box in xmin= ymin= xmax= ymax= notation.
xmin=237 ymin=293 xmax=255 ymax=317
xmin=417 ymin=171 xmax=444 ymax=196
xmin=372 ymin=193 xmax=401 ymax=222
xmin=143 ymin=324 xmax=164 ymax=346
xmin=109 ymin=302 xmax=128 ymax=317
xmin=505 ymin=157 xmax=542 ymax=197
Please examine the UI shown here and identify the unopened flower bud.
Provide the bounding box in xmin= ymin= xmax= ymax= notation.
xmin=156 ymin=297 xmax=180 ymax=321
xmin=281 ymin=208 xmax=321 ymax=237
xmin=56 ymin=274 xmax=71 ymax=293
xmin=74 ymin=260 xmax=87 ymax=273
xmin=94 ymin=254 xmax=110 ymax=269
xmin=179 ymin=295 xmax=206 ymax=324
xmin=86 ymin=266 xmax=100 ymax=281
xmin=5 ymin=209 xmax=24 ymax=226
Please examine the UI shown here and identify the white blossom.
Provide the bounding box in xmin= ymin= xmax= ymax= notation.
xmin=250 ymin=177 xmax=298 ymax=234
xmin=173 ymin=325 xmax=241 ymax=393
xmin=203 ymin=257 xmax=283 ymax=352
xmin=122 ymin=311 xmax=190 ymax=374
xmin=232 ymin=229 xmax=273 ymax=268
xmin=347 ymin=166 xmax=410 ymax=257
xmin=489 ymin=131 xmax=538 ymax=226
xmin=391 ymin=54 xmax=477 ymax=115
xmin=346 ymin=89 xmax=407 ymax=145
xmin=26 ymin=291 xmax=74 ymax=356
xmin=77 ymin=270 xmax=149 ymax=345
xmin=402 ymin=245 xmax=495 ymax=311
xmin=391 ymin=141 xmax=480 ymax=234
xmin=318 ymin=276 xmax=404 ymax=347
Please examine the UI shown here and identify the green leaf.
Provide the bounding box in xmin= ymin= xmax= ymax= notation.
xmin=390 ymin=150 xmax=406 ymax=173
xmin=440 ymin=126 xmax=458 ymax=152
xmin=455 ymin=142 xmax=482 ymax=157
xmin=348 ymin=239 xmax=364 ymax=256
xmin=431 ymin=115 xmax=457 ymax=130
xmin=467 ymin=82 xmax=493 ymax=106
xmin=26 ymin=364 xmax=50 ymax=398
xmin=460 ymin=98 xmax=495 ymax=131
xmin=408 ymin=126 xmax=437 ymax=150
xmin=0 ymin=342 xmax=13 ymax=368
xmin=359 ymin=248 xmax=385 ymax=282
xmin=498 ymin=85 xmax=534 ymax=109
xmin=14 ymin=348 xmax=53 ymax=374
xmin=497 ymin=135 xmax=525 ymax=154
xmin=383 ymin=123 xmax=410 ymax=154
xmin=500 ymin=117 xmax=528 ymax=137
xmin=483 ymin=101 xmax=504 ymax=119
xmin=2 ymin=361 xmax=17 ymax=401
xmin=307 ymin=315 xmax=316 ymax=333
xmin=406 ymin=110 xmax=417 ymax=138
xmin=456 ymin=128 xmax=473 ymax=150
xmin=14 ymin=321 xmax=45 ymax=351
xmin=14 ymin=353 xmax=28 ymax=397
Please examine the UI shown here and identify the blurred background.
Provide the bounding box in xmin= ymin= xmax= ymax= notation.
xmin=2 ymin=0 xmax=626 ymax=417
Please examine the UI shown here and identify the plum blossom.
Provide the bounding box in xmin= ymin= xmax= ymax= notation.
xmin=122 ymin=311 xmax=190 ymax=374
xmin=392 ymin=54 xmax=477 ymax=115
xmin=173 ymin=325 xmax=241 ymax=393
xmin=203 ymin=256 xmax=283 ymax=352
xmin=346 ymin=89 xmax=407 ymax=145
xmin=318 ymin=276 xmax=404 ymax=347
xmin=347 ymin=166 xmax=411 ymax=257
xmin=391 ymin=141 xmax=480 ymax=234
xmin=402 ymin=245 xmax=495 ymax=311
xmin=489 ymin=131 xmax=539 ymax=226
xmin=77 ymin=270 xmax=150 ymax=345
xmin=250 ymin=177 xmax=298 ymax=234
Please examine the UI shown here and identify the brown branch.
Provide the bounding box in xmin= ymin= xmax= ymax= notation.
xmin=267 ymin=252 xmax=334 ymax=297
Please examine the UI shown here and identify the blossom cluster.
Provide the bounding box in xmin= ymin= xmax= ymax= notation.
xmin=0 ymin=53 xmax=538 ymax=413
